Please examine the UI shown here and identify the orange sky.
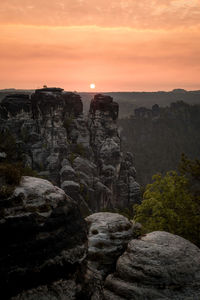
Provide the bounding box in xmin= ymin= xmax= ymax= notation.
xmin=0 ymin=0 xmax=200 ymax=91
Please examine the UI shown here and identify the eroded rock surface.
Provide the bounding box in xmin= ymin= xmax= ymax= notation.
xmin=104 ymin=231 xmax=200 ymax=300
xmin=88 ymin=94 xmax=140 ymax=210
xmin=11 ymin=280 xmax=77 ymax=300
xmin=0 ymin=89 xmax=140 ymax=213
xmin=86 ymin=212 xmax=135 ymax=276
xmin=83 ymin=212 xmax=137 ymax=299
xmin=0 ymin=176 xmax=87 ymax=299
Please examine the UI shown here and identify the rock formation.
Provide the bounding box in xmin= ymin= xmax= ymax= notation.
xmin=0 ymin=177 xmax=200 ymax=299
xmin=0 ymin=88 xmax=140 ymax=213
xmin=0 ymin=176 xmax=87 ymax=299
xmin=2 ymin=88 xmax=199 ymax=299
xmin=83 ymin=212 xmax=138 ymax=299
xmin=86 ymin=212 xmax=135 ymax=276
xmin=103 ymin=231 xmax=200 ymax=299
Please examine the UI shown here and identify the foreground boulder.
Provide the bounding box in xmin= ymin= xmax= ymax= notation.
xmin=104 ymin=231 xmax=200 ymax=299
xmin=86 ymin=212 xmax=136 ymax=276
xmin=0 ymin=176 xmax=87 ymax=299
xmin=83 ymin=212 xmax=137 ymax=299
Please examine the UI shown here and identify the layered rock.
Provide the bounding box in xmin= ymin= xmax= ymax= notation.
xmin=0 ymin=88 xmax=83 ymax=183
xmin=81 ymin=212 xmax=137 ymax=299
xmin=0 ymin=88 xmax=140 ymax=213
xmin=86 ymin=212 xmax=136 ymax=276
xmin=103 ymin=231 xmax=200 ymax=299
xmin=0 ymin=176 xmax=87 ymax=299
xmin=88 ymin=94 xmax=140 ymax=210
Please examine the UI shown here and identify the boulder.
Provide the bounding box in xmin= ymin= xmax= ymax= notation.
xmin=0 ymin=176 xmax=87 ymax=299
xmin=81 ymin=212 xmax=136 ymax=299
xmin=86 ymin=212 xmax=135 ymax=276
xmin=104 ymin=231 xmax=200 ymax=299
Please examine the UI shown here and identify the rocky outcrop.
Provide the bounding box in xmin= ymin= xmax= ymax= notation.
xmin=86 ymin=212 xmax=135 ymax=276
xmin=88 ymin=94 xmax=140 ymax=210
xmin=1 ymin=176 xmax=200 ymax=300
xmin=2 ymin=88 xmax=200 ymax=300
xmin=0 ymin=88 xmax=140 ymax=213
xmin=0 ymin=176 xmax=87 ymax=299
xmin=89 ymin=94 xmax=119 ymax=121
xmin=103 ymin=231 xmax=200 ymax=299
xmin=1 ymin=94 xmax=31 ymax=118
xmin=81 ymin=212 xmax=139 ymax=299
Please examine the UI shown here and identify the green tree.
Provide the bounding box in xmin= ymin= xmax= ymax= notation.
xmin=134 ymin=170 xmax=200 ymax=246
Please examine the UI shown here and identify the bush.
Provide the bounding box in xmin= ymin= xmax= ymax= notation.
xmin=0 ymin=163 xmax=21 ymax=185
xmin=0 ymin=163 xmax=40 ymax=199
xmin=134 ymin=169 xmax=200 ymax=246
xmin=0 ymin=131 xmax=19 ymax=161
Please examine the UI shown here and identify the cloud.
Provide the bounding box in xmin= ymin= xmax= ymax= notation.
xmin=0 ymin=0 xmax=200 ymax=29
xmin=0 ymin=1 xmax=199 ymax=90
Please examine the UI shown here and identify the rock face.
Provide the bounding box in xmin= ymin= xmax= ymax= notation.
xmin=103 ymin=231 xmax=200 ymax=300
xmin=0 ymin=176 xmax=87 ymax=299
xmin=0 ymin=88 xmax=140 ymax=213
xmin=87 ymin=94 xmax=140 ymax=210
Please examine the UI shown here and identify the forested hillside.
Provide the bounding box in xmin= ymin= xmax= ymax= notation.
xmin=119 ymin=101 xmax=200 ymax=186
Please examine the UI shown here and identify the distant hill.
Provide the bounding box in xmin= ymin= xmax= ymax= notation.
xmin=81 ymin=90 xmax=200 ymax=117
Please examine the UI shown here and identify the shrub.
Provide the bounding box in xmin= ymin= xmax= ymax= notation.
xmin=0 ymin=163 xmax=40 ymax=199
xmin=0 ymin=131 xmax=19 ymax=161
xmin=134 ymin=170 xmax=200 ymax=246
xmin=0 ymin=163 xmax=21 ymax=185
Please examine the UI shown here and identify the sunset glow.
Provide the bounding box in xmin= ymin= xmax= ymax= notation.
xmin=0 ymin=1 xmax=200 ymax=91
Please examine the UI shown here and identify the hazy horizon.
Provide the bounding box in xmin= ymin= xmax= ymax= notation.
xmin=1 ymin=87 xmax=200 ymax=93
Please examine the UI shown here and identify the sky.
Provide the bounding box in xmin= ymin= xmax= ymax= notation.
xmin=0 ymin=0 xmax=200 ymax=91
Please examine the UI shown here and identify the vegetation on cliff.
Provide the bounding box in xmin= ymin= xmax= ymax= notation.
xmin=134 ymin=155 xmax=200 ymax=246
xmin=0 ymin=131 xmax=41 ymax=200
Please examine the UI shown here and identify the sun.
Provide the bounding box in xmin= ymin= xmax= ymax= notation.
xmin=90 ymin=83 xmax=95 ymax=89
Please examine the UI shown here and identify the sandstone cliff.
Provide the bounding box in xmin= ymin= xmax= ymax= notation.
xmin=0 ymin=88 xmax=140 ymax=213
xmin=1 ymin=88 xmax=199 ymax=299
